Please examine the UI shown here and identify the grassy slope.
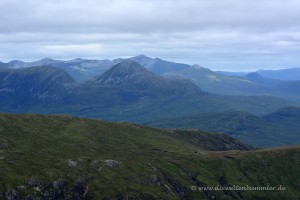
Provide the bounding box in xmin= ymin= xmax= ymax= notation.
xmin=0 ymin=114 xmax=299 ymax=199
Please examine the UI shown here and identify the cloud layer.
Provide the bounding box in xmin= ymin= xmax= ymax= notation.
xmin=1 ymin=0 xmax=299 ymax=71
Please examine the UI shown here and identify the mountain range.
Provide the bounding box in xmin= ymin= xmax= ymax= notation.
xmin=1 ymin=55 xmax=300 ymax=147
xmin=165 ymin=65 xmax=300 ymax=102
xmin=0 ymin=55 xmax=190 ymax=82
xmin=2 ymin=55 xmax=299 ymax=102
xmin=1 ymin=55 xmax=300 ymax=199
xmin=0 ymin=60 xmax=294 ymax=121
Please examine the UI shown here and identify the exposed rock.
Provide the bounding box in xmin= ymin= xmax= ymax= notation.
xmin=53 ymin=179 xmax=65 ymax=190
xmin=5 ymin=190 xmax=19 ymax=200
xmin=103 ymin=160 xmax=119 ymax=168
xmin=73 ymin=180 xmax=89 ymax=198
xmin=67 ymin=159 xmax=77 ymax=167
xmin=17 ymin=185 xmax=26 ymax=190
xmin=0 ymin=155 xmax=5 ymax=160
xmin=25 ymin=178 xmax=39 ymax=187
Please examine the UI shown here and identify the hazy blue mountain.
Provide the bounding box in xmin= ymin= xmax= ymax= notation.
xmin=91 ymin=59 xmax=203 ymax=95
xmin=130 ymin=54 xmax=191 ymax=74
xmin=257 ymin=67 xmax=300 ymax=81
xmin=1 ymin=55 xmax=192 ymax=82
xmin=164 ymin=65 xmax=268 ymax=95
xmin=115 ymin=55 xmax=191 ymax=74
xmin=2 ymin=58 xmax=117 ymax=82
xmin=263 ymin=106 xmax=300 ymax=133
xmin=0 ymin=61 xmax=8 ymax=68
xmin=147 ymin=107 xmax=300 ymax=147
xmin=215 ymin=71 xmax=248 ymax=76
xmin=0 ymin=66 xmax=80 ymax=107
xmin=165 ymin=65 xmax=300 ymax=102
xmin=0 ymin=61 xmax=296 ymax=124
xmin=216 ymin=67 xmax=300 ymax=81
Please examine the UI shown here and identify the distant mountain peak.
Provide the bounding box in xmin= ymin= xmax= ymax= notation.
xmin=114 ymin=59 xmax=149 ymax=71
xmin=131 ymin=54 xmax=153 ymax=64
xmin=93 ymin=60 xmax=153 ymax=85
xmin=133 ymin=54 xmax=151 ymax=59
xmin=192 ymin=64 xmax=201 ymax=68
xmin=39 ymin=58 xmax=55 ymax=62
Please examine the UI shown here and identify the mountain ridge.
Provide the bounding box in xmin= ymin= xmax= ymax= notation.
xmin=147 ymin=106 xmax=300 ymax=147
xmin=0 ymin=113 xmax=299 ymax=199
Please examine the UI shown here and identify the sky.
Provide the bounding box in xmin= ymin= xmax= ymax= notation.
xmin=0 ymin=0 xmax=299 ymax=71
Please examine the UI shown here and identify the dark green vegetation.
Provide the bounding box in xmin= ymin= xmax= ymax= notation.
xmin=0 ymin=114 xmax=299 ymax=199
xmin=148 ymin=106 xmax=300 ymax=148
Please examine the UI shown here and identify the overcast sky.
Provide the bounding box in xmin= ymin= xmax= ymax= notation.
xmin=0 ymin=0 xmax=299 ymax=71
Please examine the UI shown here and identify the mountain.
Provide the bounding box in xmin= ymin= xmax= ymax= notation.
xmin=263 ymin=106 xmax=300 ymax=133
xmin=147 ymin=107 xmax=300 ymax=147
xmin=164 ymin=65 xmax=269 ymax=96
xmin=0 ymin=61 xmax=8 ymax=68
xmin=0 ymin=113 xmax=299 ymax=199
xmin=91 ymin=60 xmax=203 ymax=95
xmin=216 ymin=67 xmax=300 ymax=81
xmin=0 ymin=61 xmax=296 ymax=124
xmin=215 ymin=71 xmax=248 ymax=76
xmin=257 ymin=67 xmax=300 ymax=81
xmin=165 ymin=66 xmax=300 ymax=102
xmin=2 ymin=58 xmax=117 ymax=82
xmin=131 ymin=54 xmax=191 ymax=74
xmin=1 ymin=55 xmax=191 ymax=82
xmin=0 ymin=66 xmax=80 ymax=107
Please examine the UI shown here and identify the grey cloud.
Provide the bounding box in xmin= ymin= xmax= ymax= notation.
xmin=0 ymin=0 xmax=299 ymax=70
xmin=1 ymin=0 xmax=299 ymax=33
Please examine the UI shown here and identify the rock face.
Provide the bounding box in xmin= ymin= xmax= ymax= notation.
xmin=67 ymin=160 xmax=77 ymax=168
xmin=103 ymin=160 xmax=119 ymax=168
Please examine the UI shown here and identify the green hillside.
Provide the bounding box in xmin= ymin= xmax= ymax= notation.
xmin=0 ymin=114 xmax=299 ymax=199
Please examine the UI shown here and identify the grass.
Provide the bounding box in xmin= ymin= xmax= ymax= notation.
xmin=0 ymin=113 xmax=299 ymax=199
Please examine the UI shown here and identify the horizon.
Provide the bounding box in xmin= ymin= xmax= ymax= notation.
xmin=1 ymin=0 xmax=299 ymax=71
xmin=0 ymin=54 xmax=299 ymax=72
